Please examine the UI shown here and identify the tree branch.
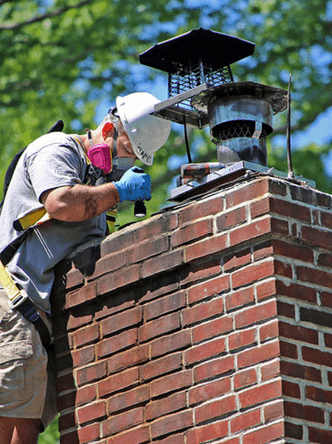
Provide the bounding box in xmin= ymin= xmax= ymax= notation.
xmin=0 ymin=0 xmax=91 ymax=30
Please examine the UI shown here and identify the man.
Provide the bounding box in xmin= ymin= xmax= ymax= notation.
xmin=0 ymin=92 xmax=171 ymax=443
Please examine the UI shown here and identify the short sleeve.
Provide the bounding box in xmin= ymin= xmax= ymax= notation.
xmin=26 ymin=143 xmax=85 ymax=202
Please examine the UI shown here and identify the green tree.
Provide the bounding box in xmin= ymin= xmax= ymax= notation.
xmin=0 ymin=0 xmax=330 ymax=441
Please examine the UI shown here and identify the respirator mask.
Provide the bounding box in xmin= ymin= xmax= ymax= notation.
xmin=87 ymin=107 xmax=135 ymax=183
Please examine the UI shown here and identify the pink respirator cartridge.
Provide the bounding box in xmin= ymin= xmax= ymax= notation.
xmin=87 ymin=144 xmax=113 ymax=174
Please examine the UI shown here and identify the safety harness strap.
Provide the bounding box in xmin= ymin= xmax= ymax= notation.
xmin=0 ymin=260 xmax=51 ymax=347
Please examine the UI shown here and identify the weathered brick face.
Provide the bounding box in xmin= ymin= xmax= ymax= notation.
xmin=52 ymin=176 xmax=332 ymax=444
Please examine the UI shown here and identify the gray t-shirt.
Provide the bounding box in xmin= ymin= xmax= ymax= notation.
xmin=0 ymin=132 xmax=106 ymax=314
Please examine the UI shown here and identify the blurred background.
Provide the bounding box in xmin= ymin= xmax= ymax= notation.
xmin=0 ymin=0 xmax=331 ymax=441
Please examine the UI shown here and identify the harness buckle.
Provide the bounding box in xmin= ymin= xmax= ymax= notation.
xmin=8 ymin=289 xmax=28 ymax=310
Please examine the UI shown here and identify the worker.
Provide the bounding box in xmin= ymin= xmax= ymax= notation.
xmin=0 ymin=92 xmax=171 ymax=444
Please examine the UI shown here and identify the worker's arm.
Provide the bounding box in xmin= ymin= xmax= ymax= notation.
xmin=41 ymin=167 xmax=151 ymax=222
xmin=41 ymin=182 xmax=120 ymax=222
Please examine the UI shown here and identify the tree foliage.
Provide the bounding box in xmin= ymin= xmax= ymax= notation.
xmin=0 ymin=0 xmax=330 ymax=438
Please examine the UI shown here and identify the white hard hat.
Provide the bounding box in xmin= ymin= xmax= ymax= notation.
xmin=116 ymin=92 xmax=171 ymax=166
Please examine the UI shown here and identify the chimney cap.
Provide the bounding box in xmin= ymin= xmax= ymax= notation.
xmin=139 ymin=28 xmax=255 ymax=75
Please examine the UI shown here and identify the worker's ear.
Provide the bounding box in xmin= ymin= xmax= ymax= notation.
xmin=102 ymin=122 xmax=114 ymax=140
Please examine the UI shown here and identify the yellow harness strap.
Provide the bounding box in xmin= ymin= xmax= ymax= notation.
xmin=0 ymin=259 xmax=27 ymax=308
xmin=13 ymin=207 xmax=51 ymax=232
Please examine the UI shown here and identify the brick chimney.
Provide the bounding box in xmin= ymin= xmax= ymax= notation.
xmin=52 ymin=175 xmax=332 ymax=444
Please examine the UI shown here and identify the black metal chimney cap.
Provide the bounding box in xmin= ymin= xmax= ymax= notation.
xmin=139 ymin=28 xmax=255 ymax=74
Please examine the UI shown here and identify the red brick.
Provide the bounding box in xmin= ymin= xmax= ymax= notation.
xmin=194 ymin=356 xmax=235 ymax=383
xmin=192 ymin=315 xmax=233 ymax=344
xmin=144 ymin=291 xmax=186 ymax=321
xmin=72 ymin=345 xmax=95 ymax=368
xmin=57 ymin=391 xmax=76 ymax=412
xmin=318 ymin=252 xmax=332 ymax=268
xmin=97 ymin=264 xmax=140 ymax=295
xmin=150 ymin=370 xmax=192 ymax=398
xmin=230 ymin=408 xmax=261 ymax=434
xmin=195 ymin=394 xmax=236 ymax=424
xmin=232 ymin=259 xmax=274 ymax=289
xmin=77 ymin=423 xmax=100 ymax=444
xmin=188 ymin=275 xmax=230 ymax=304
xmin=180 ymin=195 xmax=224 ymax=225
xmin=101 ymin=307 xmax=142 ymax=337
xmin=282 ymin=380 xmax=301 ymax=399
xmin=186 ymin=234 xmax=227 ymax=262
xmin=234 ymin=368 xmax=257 ymax=390
xmin=224 ymin=248 xmax=251 ymax=271
xmin=225 ymin=286 xmax=254 ymax=312
xmin=66 ymin=283 xmax=97 ymax=308
xmin=238 ymin=340 xmax=280 ymax=369
xmin=156 ymin=433 xmax=185 ymax=444
xmin=141 ymin=249 xmax=184 ymax=278
xmin=77 ymin=400 xmax=106 ymax=425
xmin=145 ymin=392 xmax=186 ymax=421
xmin=107 ymin=345 xmax=149 ymax=375
xmin=56 ymin=373 xmax=76 ymax=394
xmin=76 ymin=385 xmax=97 ymax=406
xmin=243 ymin=421 xmax=284 ymax=444
xmin=75 ymin=361 xmax=106 ymax=387
xmin=229 ymin=327 xmax=256 ymax=351
xmin=189 ymin=377 xmax=231 ymax=406
xmin=297 ymin=265 xmax=332 ymax=289
xmin=261 ymin=360 xmax=280 ymax=382
xmin=59 ymin=411 xmax=76 ymax=430
xmin=251 ymin=196 xmax=311 ymax=222
xmin=279 ymin=321 xmax=318 ymax=345
xmin=185 ymin=337 xmax=226 ymax=366
xmin=322 ymin=290 xmax=332 ymax=309
xmin=230 ymin=217 xmax=271 ymax=247
xmin=225 ymin=178 xmax=269 ymax=208
xmin=186 ymin=419 xmax=228 ymax=444
xmin=284 ymin=401 xmax=324 ymax=423
xmin=98 ymin=367 xmax=139 ymax=398
xmin=127 ymin=235 xmax=169 ymax=263
xmin=280 ymin=361 xmax=321 ymax=383
xmin=91 ymin=250 xmax=126 ymax=278
xmin=67 ymin=313 xmax=93 ymax=331
xmin=101 ymin=228 xmax=136 ymax=256
xmin=108 ymin=425 xmax=149 ymax=444
xmin=259 ymin=319 xmax=279 ymax=342
xmin=256 ymin=279 xmax=277 ymax=301
xmin=239 ymin=380 xmax=282 ymax=410
xmin=101 ymin=407 xmax=144 ymax=437
xmin=263 ymin=400 xmax=284 ymax=422
xmin=305 ymin=386 xmax=332 ymax=404
xmin=66 ymin=268 xmax=84 ymax=290
xmin=135 ymin=212 xmax=178 ymax=243
xmin=274 ymin=259 xmax=293 ymax=279
xmin=150 ymin=410 xmax=193 ymax=439
xmin=303 ymin=346 xmax=332 ymax=367
xmin=183 ymin=297 xmax=224 ymax=327
xmin=97 ymin=329 xmax=137 ymax=359
xmin=272 ymin=239 xmax=314 ymax=262
xmin=216 ymin=205 xmax=247 ymax=231
xmin=141 ymin=353 xmax=182 ymax=382
xmin=182 ymin=258 xmax=222 ymax=286
xmin=107 ymin=386 xmax=149 ymax=414
xmin=277 ymin=300 xmax=295 ymax=319
xmin=138 ymin=312 xmax=181 ymax=343
xmin=280 ymin=340 xmax=298 ymax=359
xmin=151 ymin=330 xmax=191 ymax=358
xmin=59 ymin=430 xmax=80 ymax=444
xmin=321 ymin=210 xmax=332 ymax=229
xmin=276 ymin=279 xmax=316 ymax=303
xmin=171 ymin=218 xmax=213 ymax=247
xmin=235 ymin=300 xmax=277 ymax=329
xmin=308 ymin=427 xmax=332 ymax=444
xmin=301 ymin=225 xmax=332 ymax=249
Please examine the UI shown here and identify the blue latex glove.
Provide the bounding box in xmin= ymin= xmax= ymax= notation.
xmin=114 ymin=167 xmax=151 ymax=202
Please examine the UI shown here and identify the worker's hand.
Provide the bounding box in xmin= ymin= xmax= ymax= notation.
xmin=114 ymin=167 xmax=151 ymax=202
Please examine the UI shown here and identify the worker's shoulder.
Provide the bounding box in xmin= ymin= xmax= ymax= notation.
xmin=25 ymin=132 xmax=79 ymax=158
